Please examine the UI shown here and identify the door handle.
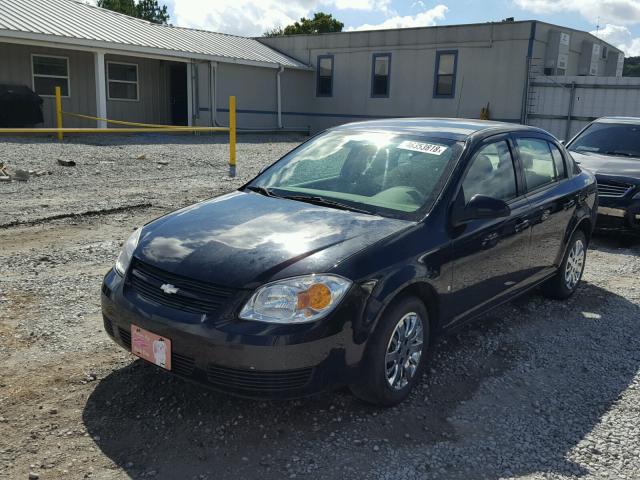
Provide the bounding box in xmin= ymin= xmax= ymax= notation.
xmin=563 ymin=199 xmax=576 ymax=210
xmin=514 ymin=219 xmax=530 ymax=233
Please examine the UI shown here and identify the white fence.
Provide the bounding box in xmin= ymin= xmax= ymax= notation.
xmin=525 ymin=75 xmax=640 ymax=141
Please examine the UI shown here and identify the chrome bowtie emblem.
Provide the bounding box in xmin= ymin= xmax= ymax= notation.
xmin=160 ymin=283 xmax=179 ymax=295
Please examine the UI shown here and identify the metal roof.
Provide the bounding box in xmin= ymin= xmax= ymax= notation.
xmin=0 ymin=0 xmax=309 ymax=69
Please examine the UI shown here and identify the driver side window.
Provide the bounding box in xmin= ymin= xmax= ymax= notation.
xmin=462 ymin=141 xmax=517 ymax=203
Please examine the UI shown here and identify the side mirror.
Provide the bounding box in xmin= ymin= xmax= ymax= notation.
xmin=452 ymin=194 xmax=511 ymax=226
xmin=258 ymin=165 xmax=268 ymax=175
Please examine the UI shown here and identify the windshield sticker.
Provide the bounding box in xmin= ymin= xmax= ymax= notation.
xmin=398 ymin=141 xmax=448 ymax=155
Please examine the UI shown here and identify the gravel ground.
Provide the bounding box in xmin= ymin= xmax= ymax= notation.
xmin=1 ymin=134 xmax=639 ymax=480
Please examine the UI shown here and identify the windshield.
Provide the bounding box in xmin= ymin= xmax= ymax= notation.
xmin=568 ymin=122 xmax=640 ymax=158
xmin=247 ymin=130 xmax=463 ymax=220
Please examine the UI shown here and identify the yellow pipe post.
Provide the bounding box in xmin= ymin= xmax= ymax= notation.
xmin=229 ymin=95 xmax=237 ymax=178
xmin=55 ymin=86 xmax=63 ymax=141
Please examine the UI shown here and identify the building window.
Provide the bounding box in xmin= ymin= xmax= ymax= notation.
xmin=316 ymin=55 xmax=333 ymax=97
xmin=433 ymin=50 xmax=457 ymax=98
xmin=107 ymin=62 xmax=139 ymax=101
xmin=371 ymin=53 xmax=391 ymax=97
xmin=32 ymin=55 xmax=70 ymax=97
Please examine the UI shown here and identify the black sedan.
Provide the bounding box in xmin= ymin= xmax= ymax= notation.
xmin=567 ymin=117 xmax=640 ymax=234
xmin=101 ymin=119 xmax=596 ymax=406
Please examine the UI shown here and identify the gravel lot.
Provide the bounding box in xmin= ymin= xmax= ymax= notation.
xmin=1 ymin=134 xmax=639 ymax=480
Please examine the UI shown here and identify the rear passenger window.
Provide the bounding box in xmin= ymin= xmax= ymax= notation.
xmin=462 ymin=141 xmax=517 ymax=203
xmin=516 ymin=138 xmax=557 ymax=191
xmin=549 ymin=143 xmax=566 ymax=179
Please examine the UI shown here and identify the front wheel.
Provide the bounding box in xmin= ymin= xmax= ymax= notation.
xmin=350 ymin=296 xmax=429 ymax=407
xmin=541 ymin=230 xmax=587 ymax=300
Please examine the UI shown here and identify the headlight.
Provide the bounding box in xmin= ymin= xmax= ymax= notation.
xmin=633 ymin=190 xmax=640 ymax=199
xmin=114 ymin=228 xmax=142 ymax=276
xmin=239 ymin=274 xmax=352 ymax=324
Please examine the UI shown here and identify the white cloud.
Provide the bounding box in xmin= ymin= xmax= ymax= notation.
xmin=513 ymin=0 xmax=640 ymax=26
xmin=170 ymin=0 xmax=393 ymax=37
xmin=592 ymin=23 xmax=640 ymax=55
xmin=347 ymin=4 xmax=448 ymax=31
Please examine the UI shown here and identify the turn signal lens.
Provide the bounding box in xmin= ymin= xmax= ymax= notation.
xmin=297 ymin=283 xmax=332 ymax=310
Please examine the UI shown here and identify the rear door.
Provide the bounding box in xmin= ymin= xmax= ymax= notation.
xmin=447 ymin=135 xmax=533 ymax=325
xmin=513 ymin=136 xmax=577 ymax=274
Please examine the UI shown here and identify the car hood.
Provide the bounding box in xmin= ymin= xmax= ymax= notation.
xmin=570 ymin=151 xmax=640 ymax=179
xmin=135 ymin=191 xmax=412 ymax=288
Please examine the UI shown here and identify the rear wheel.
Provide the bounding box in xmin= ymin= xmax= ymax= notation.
xmin=350 ymin=296 xmax=429 ymax=406
xmin=541 ymin=230 xmax=587 ymax=300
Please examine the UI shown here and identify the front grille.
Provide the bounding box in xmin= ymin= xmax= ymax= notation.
xmin=103 ymin=315 xmax=114 ymax=337
xmin=118 ymin=327 xmax=131 ymax=347
xmin=172 ymin=352 xmax=196 ymax=377
xmin=207 ymin=365 xmax=313 ymax=392
xmin=128 ymin=258 xmax=236 ymax=315
xmin=597 ymin=181 xmax=634 ymax=198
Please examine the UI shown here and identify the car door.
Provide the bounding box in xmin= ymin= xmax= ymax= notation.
xmin=513 ymin=136 xmax=578 ymax=275
xmin=447 ymin=135 xmax=533 ymax=325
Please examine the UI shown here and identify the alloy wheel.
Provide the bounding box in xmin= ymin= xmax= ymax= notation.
xmin=564 ymin=238 xmax=585 ymax=290
xmin=385 ymin=312 xmax=424 ymax=390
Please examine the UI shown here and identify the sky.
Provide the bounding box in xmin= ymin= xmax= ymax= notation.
xmin=152 ymin=0 xmax=640 ymax=55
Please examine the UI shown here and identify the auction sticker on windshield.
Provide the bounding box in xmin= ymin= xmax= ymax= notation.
xmin=398 ymin=140 xmax=448 ymax=155
xmin=131 ymin=325 xmax=172 ymax=370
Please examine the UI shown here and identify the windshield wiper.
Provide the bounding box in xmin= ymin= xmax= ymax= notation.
xmin=244 ymin=185 xmax=278 ymax=197
xmin=604 ymin=150 xmax=635 ymax=157
xmin=280 ymin=194 xmax=374 ymax=215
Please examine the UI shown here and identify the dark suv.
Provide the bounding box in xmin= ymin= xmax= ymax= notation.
xmin=102 ymin=119 xmax=597 ymax=406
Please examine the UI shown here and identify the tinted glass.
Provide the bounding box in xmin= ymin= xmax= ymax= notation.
xmin=372 ymin=55 xmax=390 ymax=96
xmin=568 ymin=122 xmax=640 ymax=157
xmin=317 ymin=57 xmax=333 ymax=96
xmin=108 ymin=63 xmax=137 ymax=82
xmin=436 ymin=75 xmax=454 ymax=96
xmin=33 ymin=76 xmax=69 ymax=96
xmin=437 ymin=54 xmax=455 ymax=74
xmin=462 ymin=141 xmax=517 ymax=203
xmin=33 ymin=56 xmax=68 ymax=76
xmin=517 ymin=138 xmax=556 ymax=190
xmin=108 ymin=82 xmax=137 ymax=100
xmin=251 ymin=130 xmax=463 ymax=219
xmin=549 ymin=143 xmax=566 ymax=178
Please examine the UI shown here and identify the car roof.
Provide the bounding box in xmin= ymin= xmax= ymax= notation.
xmin=331 ymin=118 xmax=547 ymax=141
xmin=593 ymin=116 xmax=640 ymax=124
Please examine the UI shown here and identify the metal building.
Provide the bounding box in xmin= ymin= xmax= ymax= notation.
xmin=0 ymin=0 xmax=623 ymax=133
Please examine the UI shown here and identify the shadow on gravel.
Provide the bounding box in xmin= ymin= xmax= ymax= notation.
xmin=83 ymin=282 xmax=640 ymax=480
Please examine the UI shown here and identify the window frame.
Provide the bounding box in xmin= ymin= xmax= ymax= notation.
xmin=370 ymin=52 xmax=391 ymax=98
xmin=107 ymin=61 xmax=140 ymax=102
xmin=433 ymin=50 xmax=458 ymax=99
xmin=31 ymin=54 xmax=70 ymax=98
xmin=316 ymin=54 xmax=334 ymax=98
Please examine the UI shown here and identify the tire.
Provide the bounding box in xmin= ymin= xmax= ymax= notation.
xmin=350 ymin=296 xmax=430 ymax=407
xmin=541 ymin=230 xmax=587 ymax=300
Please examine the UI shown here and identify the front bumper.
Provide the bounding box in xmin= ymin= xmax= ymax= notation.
xmin=596 ymin=199 xmax=640 ymax=233
xmin=101 ymin=268 xmax=367 ymax=399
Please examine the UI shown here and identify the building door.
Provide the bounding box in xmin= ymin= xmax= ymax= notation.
xmin=170 ymin=64 xmax=188 ymax=126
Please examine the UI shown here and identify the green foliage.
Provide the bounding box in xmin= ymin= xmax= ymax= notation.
xmin=623 ymin=56 xmax=640 ymax=77
xmin=97 ymin=0 xmax=169 ymax=25
xmin=264 ymin=12 xmax=343 ymax=37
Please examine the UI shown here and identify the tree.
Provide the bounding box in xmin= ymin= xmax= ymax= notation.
xmin=97 ymin=0 xmax=170 ymax=25
xmin=623 ymin=56 xmax=640 ymax=76
xmin=264 ymin=12 xmax=343 ymax=37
